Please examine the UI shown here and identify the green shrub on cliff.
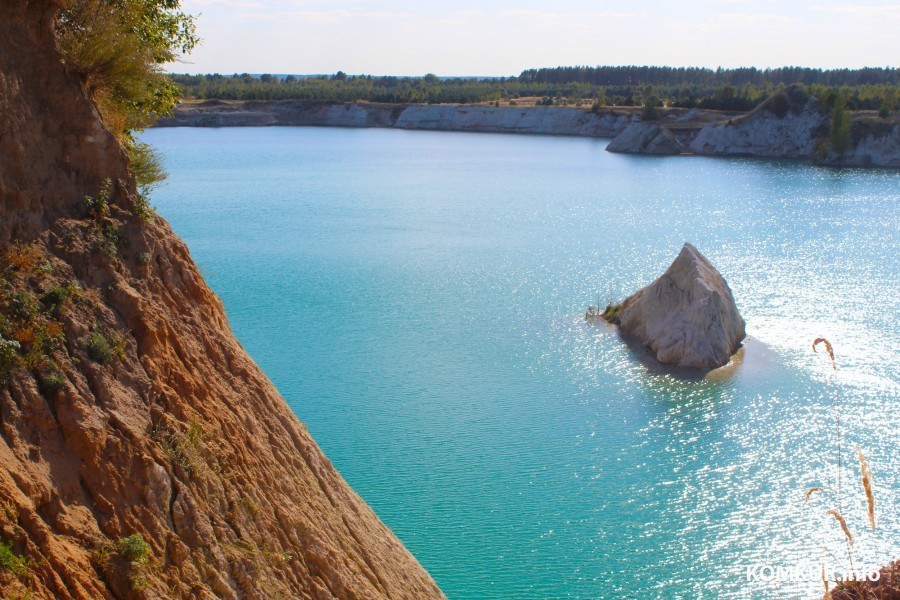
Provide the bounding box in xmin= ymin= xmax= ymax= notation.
xmin=84 ymin=331 xmax=112 ymax=363
xmin=117 ymin=534 xmax=151 ymax=566
xmin=0 ymin=335 xmax=20 ymax=382
xmin=54 ymin=0 xmax=198 ymax=194
xmin=830 ymin=94 xmax=851 ymax=154
xmin=55 ymin=0 xmax=198 ymax=134
xmin=641 ymin=95 xmax=661 ymax=121
xmin=0 ymin=540 xmax=35 ymax=577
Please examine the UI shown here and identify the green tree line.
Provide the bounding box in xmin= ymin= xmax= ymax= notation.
xmin=172 ymin=68 xmax=898 ymax=113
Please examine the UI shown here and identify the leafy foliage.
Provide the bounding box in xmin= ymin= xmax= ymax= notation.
xmin=117 ymin=534 xmax=151 ymax=565
xmin=0 ymin=541 xmax=35 ymax=578
xmin=641 ymin=95 xmax=661 ymax=121
xmin=38 ymin=372 xmax=67 ymax=396
xmin=172 ymin=67 xmax=899 ymax=112
xmin=830 ymin=94 xmax=851 ymax=154
xmin=0 ymin=335 xmax=20 ymax=382
xmin=0 ymin=247 xmax=70 ymax=381
xmin=84 ymin=330 xmax=121 ymax=364
xmin=54 ymin=0 xmax=198 ymax=192
xmin=84 ymin=178 xmax=112 ymax=221
xmin=55 ymin=0 xmax=198 ymax=134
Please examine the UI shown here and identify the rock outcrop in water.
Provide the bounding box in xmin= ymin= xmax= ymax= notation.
xmin=614 ymin=243 xmax=746 ymax=370
xmin=0 ymin=3 xmax=442 ymax=598
xmin=606 ymin=122 xmax=686 ymax=155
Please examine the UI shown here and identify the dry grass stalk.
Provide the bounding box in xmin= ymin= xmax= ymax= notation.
xmin=855 ymin=445 xmax=876 ymax=530
xmin=813 ymin=337 xmax=836 ymax=370
xmin=806 ymin=487 xmax=825 ymax=502
xmin=826 ymin=509 xmax=854 ymax=546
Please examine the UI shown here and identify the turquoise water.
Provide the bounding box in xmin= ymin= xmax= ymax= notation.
xmin=142 ymin=127 xmax=899 ymax=599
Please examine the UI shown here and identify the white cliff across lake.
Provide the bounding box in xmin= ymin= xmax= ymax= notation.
xmin=617 ymin=243 xmax=746 ymax=370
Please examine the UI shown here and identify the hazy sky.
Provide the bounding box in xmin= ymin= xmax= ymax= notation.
xmin=175 ymin=0 xmax=899 ymax=76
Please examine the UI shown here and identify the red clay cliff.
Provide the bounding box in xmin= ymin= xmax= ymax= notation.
xmin=0 ymin=2 xmax=443 ymax=598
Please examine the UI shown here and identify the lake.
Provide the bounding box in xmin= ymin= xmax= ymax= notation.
xmin=142 ymin=126 xmax=899 ymax=599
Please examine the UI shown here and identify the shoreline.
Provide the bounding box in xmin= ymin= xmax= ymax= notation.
xmin=155 ymin=100 xmax=900 ymax=168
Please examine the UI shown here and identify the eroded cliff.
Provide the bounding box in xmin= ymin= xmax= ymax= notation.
xmin=156 ymin=100 xmax=639 ymax=137
xmin=0 ymin=3 xmax=443 ymax=598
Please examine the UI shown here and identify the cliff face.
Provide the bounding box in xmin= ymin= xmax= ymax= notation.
xmin=156 ymin=100 xmax=639 ymax=137
xmin=605 ymin=88 xmax=900 ymax=168
xmin=688 ymin=87 xmax=829 ymax=158
xmin=160 ymin=99 xmax=899 ymax=168
xmin=820 ymin=119 xmax=900 ymax=168
xmin=0 ymin=3 xmax=443 ymax=599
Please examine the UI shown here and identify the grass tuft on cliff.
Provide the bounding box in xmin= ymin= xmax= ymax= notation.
xmin=600 ymin=303 xmax=623 ymax=324
xmin=0 ymin=540 xmax=35 ymax=578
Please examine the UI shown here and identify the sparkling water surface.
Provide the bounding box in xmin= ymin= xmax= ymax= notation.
xmin=141 ymin=127 xmax=899 ymax=599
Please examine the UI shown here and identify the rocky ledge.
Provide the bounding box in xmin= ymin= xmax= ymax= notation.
xmin=608 ymin=243 xmax=746 ymax=370
xmin=606 ymin=86 xmax=900 ymax=168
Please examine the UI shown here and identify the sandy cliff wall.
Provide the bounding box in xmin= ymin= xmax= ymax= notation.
xmin=0 ymin=2 xmax=443 ymax=598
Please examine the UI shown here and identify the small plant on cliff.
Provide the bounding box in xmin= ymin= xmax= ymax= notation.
xmin=84 ymin=179 xmax=112 ymax=221
xmin=117 ymin=534 xmax=151 ymax=566
xmin=128 ymin=141 xmax=164 ymax=222
xmin=40 ymin=282 xmax=81 ymax=317
xmin=0 ymin=540 xmax=36 ymax=578
xmin=83 ymin=330 xmax=124 ymax=364
xmin=0 ymin=335 xmax=21 ymax=382
xmin=153 ymin=420 xmax=206 ymax=474
xmin=38 ymin=371 xmax=67 ymax=396
xmin=92 ymin=221 xmax=122 ymax=258
xmin=1 ymin=243 xmax=43 ymax=274
xmin=84 ymin=331 xmax=111 ymax=363
xmin=600 ymin=303 xmax=623 ymax=324
xmin=116 ymin=534 xmax=151 ymax=591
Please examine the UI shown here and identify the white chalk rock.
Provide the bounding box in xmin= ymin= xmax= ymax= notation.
xmin=618 ymin=243 xmax=746 ymax=369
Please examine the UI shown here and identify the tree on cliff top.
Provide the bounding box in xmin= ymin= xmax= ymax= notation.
xmin=54 ymin=0 xmax=198 ymax=190
xmin=830 ymin=93 xmax=851 ymax=155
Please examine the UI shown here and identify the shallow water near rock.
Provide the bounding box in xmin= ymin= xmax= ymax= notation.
xmin=142 ymin=126 xmax=899 ymax=599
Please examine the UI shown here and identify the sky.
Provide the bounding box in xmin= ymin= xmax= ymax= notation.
xmin=174 ymin=0 xmax=900 ymax=76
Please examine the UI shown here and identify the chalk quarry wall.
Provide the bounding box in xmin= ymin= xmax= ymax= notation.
xmin=156 ymin=101 xmax=640 ymax=137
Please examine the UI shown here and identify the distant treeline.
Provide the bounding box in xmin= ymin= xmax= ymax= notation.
xmin=171 ymin=66 xmax=899 ymax=112
xmin=518 ymin=66 xmax=899 ymax=87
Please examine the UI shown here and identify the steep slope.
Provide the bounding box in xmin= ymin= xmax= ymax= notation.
xmin=688 ymin=85 xmax=829 ymax=158
xmin=0 ymin=2 xmax=443 ymax=598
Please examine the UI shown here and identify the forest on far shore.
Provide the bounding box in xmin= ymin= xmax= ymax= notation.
xmin=171 ymin=65 xmax=898 ymax=113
